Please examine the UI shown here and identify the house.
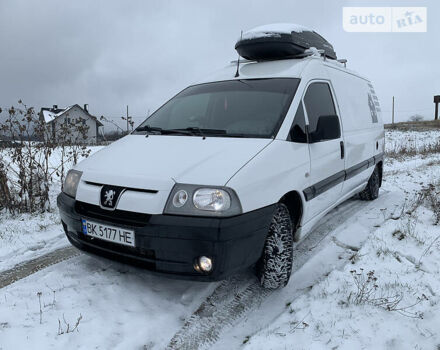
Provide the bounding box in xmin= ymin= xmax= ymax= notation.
xmin=39 ymin=104 xmax=103 ymax=144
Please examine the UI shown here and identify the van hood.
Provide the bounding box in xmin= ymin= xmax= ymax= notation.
xmin=76 ymin=135 xmax=272 ymax=191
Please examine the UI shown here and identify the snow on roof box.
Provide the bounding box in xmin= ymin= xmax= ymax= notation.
xmin=235 ymin=23 xmax=337 ymax=61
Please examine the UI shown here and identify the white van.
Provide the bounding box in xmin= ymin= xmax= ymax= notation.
xmin=58 ymin=25 xmax=384 ymax=289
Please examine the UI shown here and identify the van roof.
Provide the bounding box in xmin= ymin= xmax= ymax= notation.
xmin=194 ymin=56 xmax=368 ymax=85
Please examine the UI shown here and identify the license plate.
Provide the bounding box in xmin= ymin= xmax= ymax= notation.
xmin=81 ymin=219 xmax=135 ymax=247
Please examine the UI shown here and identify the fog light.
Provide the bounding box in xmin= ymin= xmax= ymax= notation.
xmin=196 ymin=256 xmax=213 ymax=273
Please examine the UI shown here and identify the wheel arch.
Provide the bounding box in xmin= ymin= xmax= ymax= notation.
xmin=279 ymin=190 xmax=304 ymax=232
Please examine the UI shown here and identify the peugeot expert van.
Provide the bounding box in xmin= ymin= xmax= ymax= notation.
xmin=58 ymin=24 xmax=384 ymax=289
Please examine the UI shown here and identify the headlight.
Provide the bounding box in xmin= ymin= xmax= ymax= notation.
xmin=193 ymin=188 xmax=231 ymax=211
xmin=172 ymin=190 xmax=188 ymax=208
xmin=164 ymin=184 xmax=241 ymax=217
xmin=63 ymin=169 xmax=82 ymax=198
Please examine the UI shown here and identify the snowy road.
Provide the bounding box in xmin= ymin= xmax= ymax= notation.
xmin=1 ymin=130 xmax=439 ymax=349
xmin=0 ymin=190 xmax=404 ymax=350
xmin=171 ymin=191 xmax=404 ymax=350
xmin=0 ymin=247 xmax=80 ymax=289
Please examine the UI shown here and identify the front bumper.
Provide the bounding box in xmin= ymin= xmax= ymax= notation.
xmin=57 ymin=192 xmax=275 ymax=281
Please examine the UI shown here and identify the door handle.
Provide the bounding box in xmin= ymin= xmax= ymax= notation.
xmin=340 ymin=141 xmax=345 ymax=159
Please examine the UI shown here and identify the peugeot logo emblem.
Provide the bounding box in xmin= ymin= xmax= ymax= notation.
xmin=100 ymin=185 xmax=125 ymax=210
xmin=104 ymin=189 xmax=116 ymax=207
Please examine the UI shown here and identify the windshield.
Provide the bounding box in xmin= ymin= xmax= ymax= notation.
xmin=134 ymin=78 xmax=300 ymax=138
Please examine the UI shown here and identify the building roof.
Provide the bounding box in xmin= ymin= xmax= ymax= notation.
xmin=40 ymin=104 xmax=103 ymax=126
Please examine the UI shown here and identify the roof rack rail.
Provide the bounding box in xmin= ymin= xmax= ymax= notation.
xmin=337 ymin=59 xmax=348 ymax=68
xmin=230 ymin=48 xmax=327 ymax=64
xmin=230 ymin=58 xmax=254 ymax=64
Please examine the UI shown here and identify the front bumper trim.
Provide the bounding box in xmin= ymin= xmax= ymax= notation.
xmin=57 ymin=192 xmax=275 ymax=281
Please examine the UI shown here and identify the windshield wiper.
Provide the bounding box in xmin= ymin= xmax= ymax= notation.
xmin=217 ymin=132 xmax=248 ymax=138
xmin=171 ymin=128 xmax=249 ymax=138
xmin=135 ymin=125 xmax=193 ymax=136
xmin=136 ymin=125 xmax=248 ymax=138
xmin=181 ymin=127 xmax=228 ymax=137
xmin=135 ymin=125 xmax=164 ymax=134
xmin=183 ymin=127 xmax=206 ymax=138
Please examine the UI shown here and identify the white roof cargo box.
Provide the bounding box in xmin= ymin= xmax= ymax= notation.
xmin=235 ymin=23 xmax=337 ymax=61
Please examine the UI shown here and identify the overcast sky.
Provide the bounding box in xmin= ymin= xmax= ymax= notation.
xmin=0 ymin=0 xmax=438 ymax=128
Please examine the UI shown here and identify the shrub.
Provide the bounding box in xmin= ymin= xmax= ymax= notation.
xmin=0 ymin=101 xmax=90 ymax=213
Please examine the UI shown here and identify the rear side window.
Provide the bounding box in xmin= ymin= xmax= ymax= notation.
xmin=304 ymin=82 xmax=340 ymax=140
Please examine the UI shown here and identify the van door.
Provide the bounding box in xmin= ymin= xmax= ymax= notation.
xmin=302 ymin=81 xmax=345 ymax=221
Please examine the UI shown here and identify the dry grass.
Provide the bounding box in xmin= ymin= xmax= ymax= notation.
xmin=419 ymin=183 xmax=440 ymax=225
xmin=386 ymin=141 xmax=440 ymax=160
xmin=344 ymin=269 xmax=427 ymax=318
xmin=385 ymin=120 xmax=440 ymax=131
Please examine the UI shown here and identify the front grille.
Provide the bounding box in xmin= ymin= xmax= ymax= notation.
xmin=75 ymin=201 xmax=151 ymax=227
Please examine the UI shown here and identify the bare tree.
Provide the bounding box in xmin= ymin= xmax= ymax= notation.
xmin=409 ymin=114 xmax=424 ymax=122
xmin=0 ymin=101 xmax=91 ymax=214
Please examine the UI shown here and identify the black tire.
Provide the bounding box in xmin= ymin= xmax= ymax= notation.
xmin=359 ymin=166 xmax=380 ymax=201
xmin=257 ymin=203 xmax=294 ymax=289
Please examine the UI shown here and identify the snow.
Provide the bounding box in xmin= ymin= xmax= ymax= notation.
xmin=41 ymin=106 xmax=74 ymax=123
xmin=0 ymin=255 xmax=218 ymax=349
xmin=215 ymin=130 xmax=440 ymax=349
xmin=0 ymin=146 xmax=103 ymax=271
xmin=240 ymin=23 xmax=312 ymax=41
xmin=0 ymin=212 xmax=67 ymax=272
xmin=1 ymin=128 xmax=440 ymax=349
xmin=304 ymin=47 xmax=322 ymax=57
xmin=42 ymin=110 xmax=57 ymax=123
xmin=386 ymin=129 xmax=440 ymax=153
xmin=240 ymin=203 xmax=440 ymax=349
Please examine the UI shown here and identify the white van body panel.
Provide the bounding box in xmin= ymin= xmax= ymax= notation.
xmin=225 ymin=57 xmax=384 ymax=240
xmin=74 ymin=134 xmax=272 ymax=213
xmin=298 ymin=75 xmax=345 ymax=223
xmin=197 ymin=59 xmax=309 ymax=85
xmin=296 ymin=182 xmax=368 ymax=240
xmin=76 ymin=135 xmax=272 ymax=188
xmin=72 ymin=56 xmax=384 ymax=240
xmin=226 ymin=140 xmax=309 ymax=213
xmin=225 ymin=59 xmax=338 ymax=219
xmin=75 ymin=180 xmax=171 ymax=215
xmin=325 ymin=64 xmax=384 ymax=194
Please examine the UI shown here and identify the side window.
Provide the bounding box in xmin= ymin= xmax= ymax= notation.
xmin=288 ymin=102 xmax=307 ymax=143
xmin=304 ymin=82 xmax=340 ymax=141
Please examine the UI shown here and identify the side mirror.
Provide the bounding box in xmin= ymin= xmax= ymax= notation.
xmin=289 ymin=124 xmax=308 ymax=143
xmin=309 ymin=115 xmax=341 ymax=143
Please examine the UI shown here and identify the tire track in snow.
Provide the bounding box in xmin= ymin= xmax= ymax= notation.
xmin=0 ymin=246 xmax=81 ymax=289
xmin=166 ymin=197 xmax=387 ymax=350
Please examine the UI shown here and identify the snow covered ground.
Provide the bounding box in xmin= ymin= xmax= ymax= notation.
xmin=0 ymin=146 xmax=103 ymax=271
xmin=0 ymin=211 xmax=66 ymax=272
xmin=235 ymin=161 xmax=440 ymax=349
xmin=0 ymin=129 xmax=439 ymax=349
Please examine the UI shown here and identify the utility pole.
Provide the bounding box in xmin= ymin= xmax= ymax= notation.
xmin=392 ymin=96 xmax=395 ymax=125
xmin=434 ymin=95 xmax=440 ymax=121
xmin=126 ymin=105 xmax=129 ymax=133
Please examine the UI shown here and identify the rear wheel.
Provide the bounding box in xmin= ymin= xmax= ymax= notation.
xmin=257 ymin=203 xmax=294 ymax=289
xmin=359 ymin=166 xmax=380 ymax=201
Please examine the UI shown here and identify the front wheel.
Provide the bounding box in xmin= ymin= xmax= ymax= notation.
xmin=256 ymin=203 xmax=294 ymax=289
